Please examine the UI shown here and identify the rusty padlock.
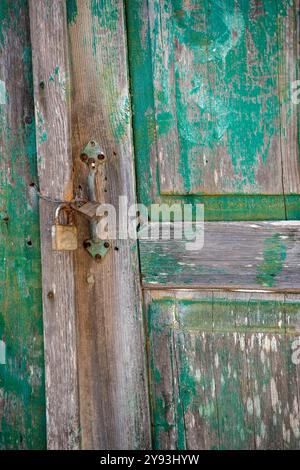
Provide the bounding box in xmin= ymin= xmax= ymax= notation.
xmin=52 ymin=204 xmax=78 ymax=251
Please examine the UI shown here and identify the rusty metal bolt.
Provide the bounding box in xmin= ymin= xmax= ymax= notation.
xmin=97 ymin=153 xmax=106 ymax=161
xmin=80 ymin=153 xmax=88 ymax=162
xmin=47 ymin=291 xmax=54 ymax=300
xmin=104 ymin=242 xmax=110 ymax=249
xmin=95 ymin=254 xmax=102 ymax=262
xmin=83 ymin=240 xmax=91 ymax=249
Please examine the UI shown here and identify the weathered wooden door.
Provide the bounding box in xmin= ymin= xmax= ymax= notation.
xmin=127 ymin=0 xmax=300 ymax=449
xmin=2 ymin=0 xmax=300 ymax=451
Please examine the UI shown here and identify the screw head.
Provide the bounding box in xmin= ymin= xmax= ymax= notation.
xmin=80 ymin=153 xmax=88 ymax=162
xmin=83 ymin=240 xmax=91 ymax=248
xmin=47 ymin=291 xmax=54 ymax=300
xmin=97 ymin=153 xmax=106 ymax=161
xmin=95 ymin=254 xmax=102 ymax=262
xmin=104 ymin=242 xmax=110 ymax=249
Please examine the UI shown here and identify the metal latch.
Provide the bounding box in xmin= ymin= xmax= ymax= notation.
xmin=75 ymin=140 xmax=110 ymax=262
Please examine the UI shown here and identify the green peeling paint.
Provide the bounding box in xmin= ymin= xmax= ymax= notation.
xmin=0 ymin=1 xmax=24 ymax=45
xmin=109 ymin=93 xmax=130 ymax=143
xmin=0 ymin=80 xmax=6 ymax=105
xmin=90 ymin=0 xmax=119 ymax=56
xmin=256 ymin=234 xmax=287 ymax=287
xmin=126 ymin=0 xmax=299 ymax=221
xmin=66 ymin=0 xmax=78 ymax=25
xmin=48 ymin=66 xmax=60 ymax=82
xmin=171 ymin=0 xmax=285 ymax=191
xmin=0 ymin=0 xmax=46 ymax=449
xmin=36 ymin=111 xmax=47 ymax=144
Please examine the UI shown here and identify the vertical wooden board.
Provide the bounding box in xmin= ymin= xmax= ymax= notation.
xmin=278 ymin=0 xmax=300 ymax=198
xmin=29 ymin=0 xmax=80 ymax=449
xmin=174 ymin=298 xmax=220 ymax=450
xmin=0 ymin=0 xmax=46 ymax=449
xmin=209 ymin=295 xmax=255 ymax=449
xmin=174 ymin=296 xmax=255 ymax=450
xmin=146 ymin=291 xmax=300 ymax=450
xmin=146 ymin=295 xmax=180 ymax=449
xmin=284 ymin=294 xmax=300 ymax=448
xmin=67 ymin=0 xmax=150 ymax=449
xmin=125 ymin=0 xmax=158 ymax=210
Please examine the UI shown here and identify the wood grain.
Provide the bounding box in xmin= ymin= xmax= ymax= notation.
xmin=67 ymin=0 xmax=150 ymax=449
xmin=145 ymin=290 xmax=300 ymax=450
xmin=0 ymin=0 xmax=46 ymax=449
xmin=139 ymin=221 xmax=300 ymax=290
xmin=29 ymin=0 xmax=80 ymax=449
xmin=279 ymin=0 xmax=300 ymax=197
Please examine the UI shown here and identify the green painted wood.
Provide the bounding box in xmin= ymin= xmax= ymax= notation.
xmin=139 ymin=221 xmax=300 ymax=289
xmin=0 ymin=0 xmax=46 ymax=449
xmin=129 ymin=0 xmax=300 ymax=452
xmin=126 ymin=0 xmax=300 ymax=221
xmin=147 ymin=292 xmax=300 ymax=450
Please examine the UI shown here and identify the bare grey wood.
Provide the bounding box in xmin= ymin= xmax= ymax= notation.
xmin=29 ymin=0 xmax=80 ymax=449
xmin=139 ymin=221 xmax=300 ymax=290
xmin=67 ymin=0 xmax=150 ymax=449
xmin=279 ymin=0 xmax=300 ymax=194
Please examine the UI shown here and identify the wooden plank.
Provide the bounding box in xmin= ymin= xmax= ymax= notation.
xmin=125 ymin=0 xmax=158 ymax=209
xmin=146 ymin=290 xmax=300 ymax=450
xmin=139 ymin=221 xmax=300 ymax=289
xmin=278 ymin=0 xmax=300 ymax=197
xmin=0 ymin=0 xmax=46 ymax=449
xmin=29 ymin=0 xmax=80 ymax=449
xmin=144 ymin=291 xmax=180 ymax=450
xmin=67 ymin=0 xmax=150 ymax=449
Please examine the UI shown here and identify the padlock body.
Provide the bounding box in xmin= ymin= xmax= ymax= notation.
xmin=52 ymin=224 xmax=78 ymax=251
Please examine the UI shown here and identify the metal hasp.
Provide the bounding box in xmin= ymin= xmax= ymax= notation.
xmin=80 ymin=140 xmax=110 ymax=262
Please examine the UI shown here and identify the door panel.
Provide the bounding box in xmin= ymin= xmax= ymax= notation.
xmin=148 ymin=0 xmax=286 ymax=195
xmin=127 ymin=0 xmax=300 ymax=220
xmin=146 ymin=291 xmax=300 ymax=450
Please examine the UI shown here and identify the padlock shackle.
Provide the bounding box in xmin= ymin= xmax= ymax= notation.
xmin=54 ymin=204 xmax=75 ymax=225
